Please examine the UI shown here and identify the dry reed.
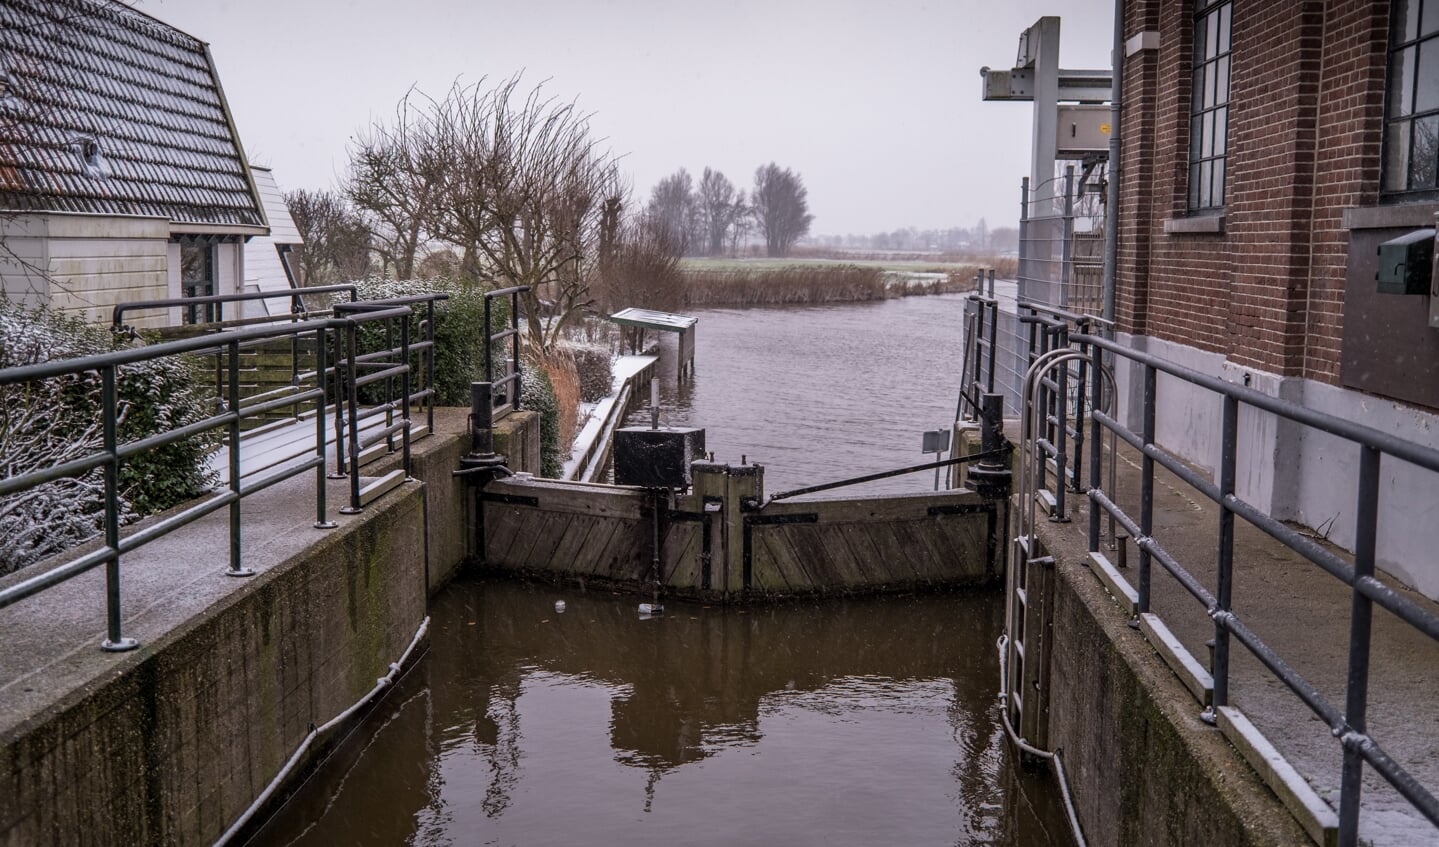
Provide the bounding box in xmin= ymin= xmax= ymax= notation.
xmin=683 ymin=265 xmax=888 ymax=306
xmin=530 ymin=346 xmax=581 ymax=452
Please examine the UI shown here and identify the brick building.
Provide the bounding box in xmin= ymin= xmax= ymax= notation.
xmin=1112 ymin=0 xmax=1439 ymax=600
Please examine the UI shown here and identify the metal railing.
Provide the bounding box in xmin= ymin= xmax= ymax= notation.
xmin=1008 ymin=316 xmax=1439 ymax=845
xmin=1 ymin=295 xmax=438 ymax=651
xmin=329 ymin=293 xmax=444 ymax=478
xmin=1076 ymin=332 xmax=1439 ymax=846
xmin=483 ymin=285 xmax=529 ymax=418
xmin=956 ymin=271 xmax=1000 ymax=423
xmin=112 ymin=284 xmax=362 ymax=425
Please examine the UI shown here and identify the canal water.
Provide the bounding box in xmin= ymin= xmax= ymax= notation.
xmin=252 ymin=293 xmax=1075 ymax=845
xmin=634 ymin=293 xmax=976 ymax=497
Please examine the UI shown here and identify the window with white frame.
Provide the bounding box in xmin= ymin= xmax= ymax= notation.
xmin=1189 ymin=0 xmax=1231 ymax=212
xmin=1383 ymin=1 xmax=1439 ymax=198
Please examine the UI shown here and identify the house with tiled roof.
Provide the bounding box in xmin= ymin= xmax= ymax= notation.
xmin=0 ymin=0 xmax=268 ymax=329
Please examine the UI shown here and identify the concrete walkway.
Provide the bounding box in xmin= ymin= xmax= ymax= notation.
xmin=1035 ymin=442 xmax=1439 ymax=846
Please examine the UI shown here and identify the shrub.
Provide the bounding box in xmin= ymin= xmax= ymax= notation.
xmin=349 ymin=277 xmax=501 ymax=407
xmin=0 ymin=299 xmax=218 ymax=575
xmin=520 ymin=363 xmax=563 ymax=478
xmin=566 ymin=342 xmax=614 ymax=403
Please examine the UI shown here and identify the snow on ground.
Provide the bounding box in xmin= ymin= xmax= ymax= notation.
xmin=562 ymin=354 xmax=657 ymax=481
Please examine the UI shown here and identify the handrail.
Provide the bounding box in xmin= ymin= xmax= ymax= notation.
xmin=483 ymin=285 xmax=530 ymax=419
xmin=110 ymin=283 xmax=360 ymax=335
xmin=1024 ymin=317 xmax=1439 ymax=844
xmin=0 ymin=292 xmax=446 ymax=651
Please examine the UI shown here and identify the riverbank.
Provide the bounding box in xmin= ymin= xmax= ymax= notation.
xmin=679 ymin=260 xmax=999 ymax=307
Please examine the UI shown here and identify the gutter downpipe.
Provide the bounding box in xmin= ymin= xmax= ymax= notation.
xmin=1102 ymin=0 xmax=1124 ymax=338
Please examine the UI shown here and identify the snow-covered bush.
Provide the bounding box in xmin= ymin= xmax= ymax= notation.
xmin=0 ymin=299 xmax=217 ymax=575
xmin=349 ymin=278 xmax=493 ymax=406
xmin=520 ymin=363 xmax=562 ymax=478
xmin=566 ymin=342 xmax=614 ymax=403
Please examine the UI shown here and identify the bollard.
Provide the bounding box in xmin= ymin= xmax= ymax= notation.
xmin=967 ymin=393 xmax=1012 ymax=501
xmin=453 ymin=381 xmax=513 ymax=566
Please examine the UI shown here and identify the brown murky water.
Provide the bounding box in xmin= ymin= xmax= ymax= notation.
xmin=252 ymin=296 xmax=1073 ymax=845
xmin=251 ymin=579 xmax=1073 ymax=846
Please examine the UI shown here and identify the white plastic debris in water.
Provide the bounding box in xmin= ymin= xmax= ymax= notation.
xmin=554 ymin=600 xmax=566 ymax=613
xmin=638 ymin=603 xmax=663 ymax=619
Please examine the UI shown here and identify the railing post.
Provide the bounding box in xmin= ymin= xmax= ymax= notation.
xmin=510 ymin=290 xmax=523 ymax=412
xmin=1087 ymin=339 xmax=1104 ymax=553
xmin=483 ymin=296 xmax=495 ymax=385
xmin=1206 ymin=394 xmax=1239 ymax=724
xmin=400 ymin=312 xmax=413 ymax=479
xmin=384 ymin=312 xmax=396 ymax=453
xmin=1338 ymin=446 xmax=1381 ymax=847
xmin=342 ymin=321 xmax=363 ymax=514
xmin=225 ymin=338 xmax=254 ymax=577
xmin=1060 ymin=164 xmax=1075 ymax=310
xmin=426 ymin=299 xmax=437 ymax=433
xmin=314 ymin=326 xmax=337 ymax=529
xmin=330 ymin=325 xmax=348 ymax=479
xmin=99 ymin=366 xmax=137 ymax=652
xmin=1136 ymin=364 xmax=1156 ymax=622
xmin=1053 ymin=334 xmax=1069 ymax=521
xmin=985 ymin=299 xmax=998 ymax=395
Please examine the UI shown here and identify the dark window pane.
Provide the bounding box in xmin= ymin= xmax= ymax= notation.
xmin=1418 ymin=38 xmax=1439 ymax=113
xmin=181 ymin=244 xmax=211 ymax=285
xmin=1214 ymin=107 xmax=1228 ymax=156
xmin=1411 ymin=114 xmax=1439 ymax=188
xmin=1424 ymin=0 xmax=1439 ymax=37
xmin=1219 ymin=3 xmax=1232 ymax=52
xmin=1200 ymin=160 xmax=1215 ymax=208
xmin=1391 ymin=47 xmax=1417 ymax=118
xmin=1205 ymin=61 xmax=1218 ymax=108
xmin=1207 ymin=12 xmax=1221 ymax=60
xmin=1202 ymin=111 xmax=1216 ymax=158
xmin=1190 ymin=162 xmax=1202 ymax=208
xmin=1191 ymin=113 xmax=1203 ymax=157
xmin=1385 ymin=119 xmax=1413 ymax=191
xmin=1216 ymin=55 xmax=1230 ymax=105
xmin=1194 ymin=13 xmax=1207 ymax=62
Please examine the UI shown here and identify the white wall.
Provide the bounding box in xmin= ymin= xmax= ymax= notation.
xmin=1 ymin=213 xmax=170 ymax=328
xmin=1111 ymin=332 xmax=1439 ymax=601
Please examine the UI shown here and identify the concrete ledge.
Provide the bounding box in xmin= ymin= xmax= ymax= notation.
xmin=1139 ymin=612 xmax=1214 ymax=707
xmin=1164 ymin=214 xmax=1226 ymax=234
xmin=1087 ymin=550 xmax=1138 ymax=615
xmin=1218 ymin=706 xmax=1339 ymax=847
xmin=1037 ymin=518 xmax=1310 ymax=846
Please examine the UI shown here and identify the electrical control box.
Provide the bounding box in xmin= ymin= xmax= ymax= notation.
xmin=1375 ymin=228 xmax=1434 ymax=295
xmin=614 ymin=427 xmax=706 ymax=489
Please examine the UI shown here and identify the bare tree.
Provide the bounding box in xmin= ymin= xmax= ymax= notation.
xmin=346 ymin=90 xmax=443 ymax=279
xmin=423 ymin=75 xmax=620 ymax=349
xmin=285 ymin=189 xmax=372 ymax=284
xmin=697 ymin=167 xmax=745 ymax=257
xmin=646 ymin=168 xmax=696 ymax=256
xmin=751 ymin=163 xmax=813 ymax=258
xmin=593 ymin=211 xmax=686 ymax=314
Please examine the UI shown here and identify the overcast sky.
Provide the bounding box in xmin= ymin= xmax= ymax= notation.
xmin=150 ymin=0 xmax=1114 ymax=236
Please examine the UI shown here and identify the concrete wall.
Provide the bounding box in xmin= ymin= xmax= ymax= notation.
xmin=0 ymin=482 xmax=428 ymax=846
xmin=1033 ymin=522 xmax=1310 ymax=846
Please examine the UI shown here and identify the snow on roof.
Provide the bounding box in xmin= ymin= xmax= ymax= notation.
xmin=0 ymin=0 xmax=265 ymax=230
xmin=608 ymin=308 xmax=698 ymax=332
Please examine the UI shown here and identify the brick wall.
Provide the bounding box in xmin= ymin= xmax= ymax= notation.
xmin=1118 ymin=0 xmax=1390 ymax=384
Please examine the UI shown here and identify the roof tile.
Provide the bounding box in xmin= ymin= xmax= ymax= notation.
xmin=0 ymin=0 xmax=262 ymax=228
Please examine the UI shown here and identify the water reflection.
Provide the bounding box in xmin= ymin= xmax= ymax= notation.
xmin=255 ymin=579 xmax=1072 ymax=846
